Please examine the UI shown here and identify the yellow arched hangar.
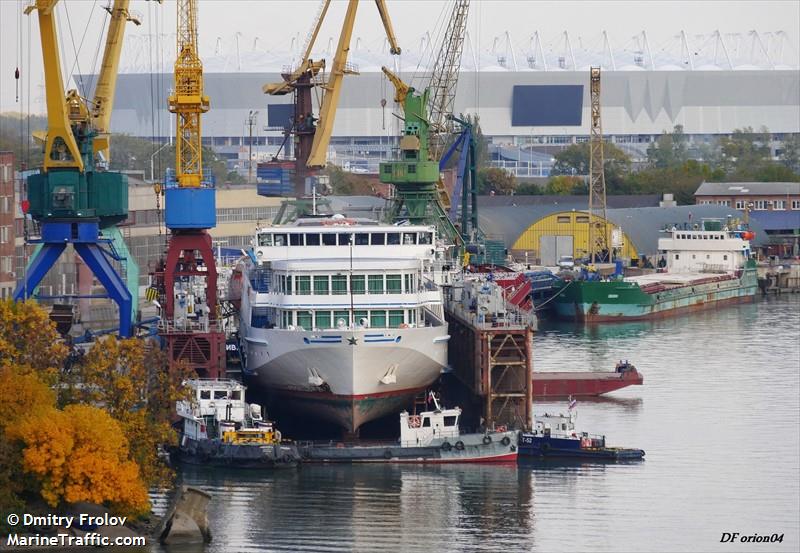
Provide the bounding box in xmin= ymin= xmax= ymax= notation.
xmin=511 ymin=210 xmax=639 ymax=264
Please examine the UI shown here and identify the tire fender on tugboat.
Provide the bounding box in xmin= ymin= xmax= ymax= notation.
xmin=441 ymin=441 xmax=452 ymax=451
xmin=482 ymin=435 xmax=492 ymax=445
xmin=501 ymin=436 xmax=511 ymax=446
xmin=455 ymin=441 xmax=465 ymax=451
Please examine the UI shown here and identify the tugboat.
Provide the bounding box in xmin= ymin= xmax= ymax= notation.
xmin=298 ymin=394 xmax=518 ymax=463
xmin=175 ymin=379 xmax=301 ymax=468
xmin=518 ymin=399 xmax=644 ymax=461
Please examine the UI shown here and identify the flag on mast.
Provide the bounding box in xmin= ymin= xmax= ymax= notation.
xmin=568 ymin=397 xmax=577 ymax=410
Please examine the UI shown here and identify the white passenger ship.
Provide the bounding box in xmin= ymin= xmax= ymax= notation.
xmin=233 ymin=216 xmax=451 ymax=432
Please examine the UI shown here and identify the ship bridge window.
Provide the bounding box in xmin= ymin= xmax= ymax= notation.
xmin=338 ymin=233 xmax=352 ymax=246
xmin=444 ymin=416 xmax=457 ymax=427
xmin=418 ymin=232 xmax=432 ymax=245
xmin=258 ymin=233 xmax=273 ymax=246
xmin=231 ymin=390 xmax=241 ymax=401
xmin=576 ymin=216 xmax=589 ymax=224
xmin=422 ymin=417 xmax=431 ymax=428
xmin=371 ymin=233 xmax=386 ymax=245
xmin=200 ymin=390 xmax=211 ymax=400
xmin=322 ymin=233 xmax=337 ymax=246
xmin=290 ymin=233 xmax=303 ymax=246
xmin=214 ymin=391 xmax=228 ymax=400
xmin=274 ymin=234 xmax=287 ymax=246
xmin=387 ymin=232 xmax=401 ymax=245
xmin=355 ymin=233 xmax=369 ymax=245
xmin=403 ymin=232 xmax=417 ymax=245
xmin=306 ymin=233 xmax=321 ymax=246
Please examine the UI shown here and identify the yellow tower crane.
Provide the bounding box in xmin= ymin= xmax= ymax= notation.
xmin=169 ymin=0 xmax=209 ymax=188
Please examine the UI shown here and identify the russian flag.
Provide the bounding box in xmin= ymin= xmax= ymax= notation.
xmin=568 ymin=398 xmax=577 ymax=410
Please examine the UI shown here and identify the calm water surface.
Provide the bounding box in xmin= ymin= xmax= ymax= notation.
xmin=153 ymin=296 xmax=799 ymax=553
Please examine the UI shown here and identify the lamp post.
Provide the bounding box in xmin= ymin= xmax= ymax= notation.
xmin=247 ymin=110 xmax=259 ymax=184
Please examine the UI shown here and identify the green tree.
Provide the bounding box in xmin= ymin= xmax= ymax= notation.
xmin=778 ymin=134 xmax=800 ymax=174
xmin=545 ymin=175 xmax=584 ymax=195
xmin=478 ymin=167 xmax=516 ymax=195
xmin=647 ymin=124 xmax=689 ymax=168
xmin=550 ymin=142 xmax=631 ymax=194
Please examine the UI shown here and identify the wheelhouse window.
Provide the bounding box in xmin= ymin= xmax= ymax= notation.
xmin=371 ymin=233 xmax=386 ymax=245
xmin=368 ymin=275 xmax=384 ymax=294
xmin=403 ymin=232 xmax=416 ymax=245
xmin=387 ymin=232 xmax=401 ymax=245
xmin=200 ymin=390 xmax=211 ymax=400
xmin=351 ymin=275 xmax=365 ymax=294
xmin=305 ymin=233 xmax=320 ymax=246
xmin=274 ymin=234 xmax=287 ymax=246
xmin=355 ymin=233 xmax=369 ymax=245
xmin=322 ymin=233 xmax=337 ymax=246
xmin=418 ymin=232 xmax=432 ymax=245
xmin=338 ymin=233 xmax=351 ymax=246
xmin=290 ymin=233 xmax=303 ymax=246
xmin=258 ymin=233 xmax=273 ymax=246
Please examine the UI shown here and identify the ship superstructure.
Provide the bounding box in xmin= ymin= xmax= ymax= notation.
xmin=235 ymin=216 xmax=451 ymax=432
xmin=554 ymin=219 xmax=758 ymax=321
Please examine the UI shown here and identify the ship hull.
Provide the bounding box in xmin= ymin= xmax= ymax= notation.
xmin=241 ymin=325 xmax=449 ymax=432
xmin=553 ymin=268 xmax=757 ymax=322
xmin=533 ymin=369 xmax=643 ymax=397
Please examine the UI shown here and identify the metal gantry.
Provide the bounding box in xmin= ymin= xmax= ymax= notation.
xmin=427 ymin=0 xmax=470 ymax=161
xmin=588 ymin=66 xmax=609 ymax=264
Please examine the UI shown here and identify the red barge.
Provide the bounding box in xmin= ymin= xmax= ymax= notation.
xmin=534 ymin=362 xmax=643 ymax=398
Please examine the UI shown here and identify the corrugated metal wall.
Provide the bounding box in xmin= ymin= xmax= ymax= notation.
xmin=511 ymin=211 xmax=638 ymax=263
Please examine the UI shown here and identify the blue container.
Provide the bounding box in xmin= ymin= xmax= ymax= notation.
xmin=165 ymin=187 xmax=216 ymax=229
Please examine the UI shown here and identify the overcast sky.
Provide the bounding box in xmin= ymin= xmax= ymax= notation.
xmin=1 ymin=0 xmax=798 ymax=114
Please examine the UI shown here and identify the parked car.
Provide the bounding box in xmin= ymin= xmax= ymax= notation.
xmin=557 ymin=255 xmax=575 ymax=269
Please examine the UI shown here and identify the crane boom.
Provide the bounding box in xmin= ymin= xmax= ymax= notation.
xmin=25 ymin=0 xmax=83 ymax=172
xmin=306 ymin=0 xmax=360 ymax=168
xmin=588 ymin=67 xmax=609 ymax=263
xmin=169 ymin=0 xmax=209 ymax=188
xmin=91 ymin=0 xmax=149 ymax=161
xmin=375 ymin=0 xmax=402 ymax=55
xmin=427 ymin=0 xmax=470 ymax=160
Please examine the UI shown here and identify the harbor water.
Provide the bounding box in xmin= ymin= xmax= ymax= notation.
xmin=152 ymin=296 xmax=799 ymax=552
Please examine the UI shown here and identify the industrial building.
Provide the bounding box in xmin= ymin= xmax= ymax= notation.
xmin=97 ymin=30 xmax=800 ymax=177
xmin=478 ymin=202 xmax=768 ymax=265
xmin=695 ymin=181 xmax=800 ymax=256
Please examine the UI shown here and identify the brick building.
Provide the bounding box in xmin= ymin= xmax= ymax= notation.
xmin=0 ymin=152 xmax=15 ymax=298
xmin=695 ymin=181 xmax=800 ymax=256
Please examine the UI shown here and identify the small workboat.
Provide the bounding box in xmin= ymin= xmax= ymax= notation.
xmin=175 ymin=379 xmax=301 ymax=468
xmin=299 ymin=394 xmax=518 ymax=463
xmin=518 ymin=400 xmax=644 ymax=461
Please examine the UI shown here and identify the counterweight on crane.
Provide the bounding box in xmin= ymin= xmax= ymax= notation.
xmin=13 ymin=0 xmax=148 ymax=337
xmin=157 ymin=0 xmax=225 ymax=377
xmin=588 ymin=67 xmax=610 ymax=264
